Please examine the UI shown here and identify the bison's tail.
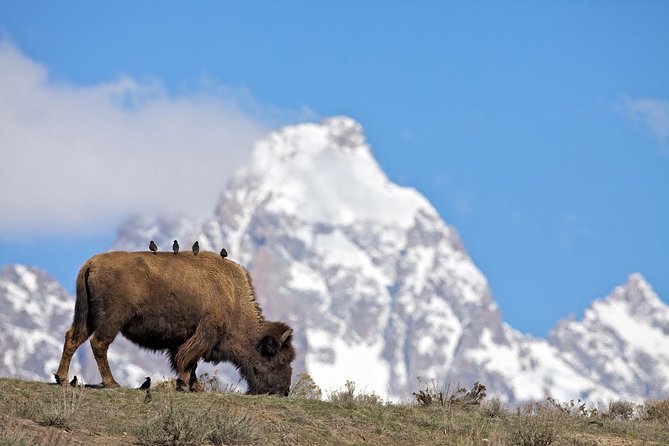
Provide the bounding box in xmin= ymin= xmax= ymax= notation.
xmin=72 ymin=264 xmax=92 ymax=341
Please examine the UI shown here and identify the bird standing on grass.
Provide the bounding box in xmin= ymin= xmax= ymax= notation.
xmin=192 ymin=241 xmax=199 ymax=256
xmin=220 ymin=248 xmax=228 ymax=259
xmin=149 ymin=240 xmax=157 ymax=254
xmin=144 ymin=389 xmax=152 ymax=404
xmin=172 ymin=240 xmax=179 ymax=254
xmin=69 ymin=376 xmax=78 ymax=387
xmin=138 ymin=377 xmax=151 ymax=390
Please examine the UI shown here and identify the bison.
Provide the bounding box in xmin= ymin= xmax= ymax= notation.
xmin=55 ymin=251 xmax=295 ymax=395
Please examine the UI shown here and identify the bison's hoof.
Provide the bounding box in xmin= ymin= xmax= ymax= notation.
xmin=176 ymin=378 xmax=188 ymax=392
xmin=190 ymin=381 xmax=204 ymax=392
xmin=102 ymin=381 xmax=121 ymax=389
xmin=54 ymin=374 xmax=67 ymax=386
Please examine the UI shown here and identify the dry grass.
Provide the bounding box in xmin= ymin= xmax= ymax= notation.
xmin=0 ymin=378 xmax=668 ymax=446
xmin=135 ymin=393 xmax=260 ymax=446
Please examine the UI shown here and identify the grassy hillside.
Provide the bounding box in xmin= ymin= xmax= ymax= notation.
xmin=0 ymin=377 xmax=667 ymax=445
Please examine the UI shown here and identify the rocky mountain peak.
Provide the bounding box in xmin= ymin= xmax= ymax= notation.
xmin=220 ymin=117 xmax=436 ymax=231
xmin=607 ymin=273 xmax=664 ymax=312
xmin=548 ymin=273 xmax=669 ymax=401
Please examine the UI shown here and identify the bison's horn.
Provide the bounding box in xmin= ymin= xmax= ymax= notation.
xmin=279 ymin=329 xmax=293 ymax=346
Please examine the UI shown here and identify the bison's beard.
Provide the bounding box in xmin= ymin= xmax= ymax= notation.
xmin=242 ymin=363 xmax=292 ymax=396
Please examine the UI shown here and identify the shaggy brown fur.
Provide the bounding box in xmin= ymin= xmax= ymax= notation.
xmin=55 ymin=251 xmax=295 ymax=395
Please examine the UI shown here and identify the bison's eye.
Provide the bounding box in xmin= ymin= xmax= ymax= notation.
xmin=279 ymin=356 xmax=286 ymax=365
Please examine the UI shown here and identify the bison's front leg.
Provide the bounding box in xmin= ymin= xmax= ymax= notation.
xmin=189 ymin=365 xmax=204 ymax=392
xmin=175 ymin=365 xmax=203 ymax=392
xmin=174 ymin=325 xmax=210 ymax=392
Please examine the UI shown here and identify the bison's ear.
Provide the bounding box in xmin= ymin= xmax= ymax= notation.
xmin=258 ymin=335 xmax=279 ymax=358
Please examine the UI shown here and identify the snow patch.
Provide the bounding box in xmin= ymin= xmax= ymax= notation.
xmin=305 ymin=328 xmax=392 ymax=399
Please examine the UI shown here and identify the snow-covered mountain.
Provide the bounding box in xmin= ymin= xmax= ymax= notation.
xmin=2 ymin=117 xmax=668 ymax=403
xmin=550 ymin=274 xmax=669 ymax=401
xmin=0 ymin=264 xmax=78 ymax=381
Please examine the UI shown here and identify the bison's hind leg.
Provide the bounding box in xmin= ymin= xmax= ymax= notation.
xmin=55 ymin=325 xmax=90 ymax=386
xmin=90 ymin=334 xmax=121 ymax=388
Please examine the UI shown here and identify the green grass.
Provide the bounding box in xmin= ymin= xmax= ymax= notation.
xmin=0 ymin=378 xmax=667 ymax=445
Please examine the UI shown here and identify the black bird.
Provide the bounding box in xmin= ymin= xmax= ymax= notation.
xmin=220 ymin=248 xmax=228 ymax=259
xmin=149 ymin=240 xmax=157 ymax=254
xmin=172 ymin=240 xmax=179 ymax=255
xmin=69 ymin=376 xmax=78 ymax=387
xmin=192 ymin=241 xmax=199 ymax=256
xmin=138 ymin=377 xmax=151 ymax=390
xmin=144 ymin=389 xmax=152 ymax=404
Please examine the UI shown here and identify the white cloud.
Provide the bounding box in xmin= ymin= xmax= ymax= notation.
xmin=620 ymin=97 xmax=669 ymax=149
xmin=0 ymin=41 xmax=303 ymax=235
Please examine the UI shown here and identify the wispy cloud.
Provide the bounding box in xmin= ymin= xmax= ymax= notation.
xmin=0 ymin=41 xmax=309 ymax=236
xmin=619 ymin=97 xmax=669 ymax=151
xmin=559 ymin=212 xmax=595 ymax=253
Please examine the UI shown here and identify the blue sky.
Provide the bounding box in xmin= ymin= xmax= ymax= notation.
xmin=0 ymin=1 xmax=667 ymax=337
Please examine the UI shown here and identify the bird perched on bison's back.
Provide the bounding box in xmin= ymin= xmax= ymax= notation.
xmin=69 ymin=376 xmax=78 ymax=387
xmin=192 ymin=241 xmax=199 ymax=256
xmin=172 ymin=240 xmax=179 ymax=254
xmin=149 ymin=241 xmax=157 ymax=254
xmin=139 ymin=377 xmax=151 ymax=390
xmin=220 ymin=248 xmax=228 ymax=259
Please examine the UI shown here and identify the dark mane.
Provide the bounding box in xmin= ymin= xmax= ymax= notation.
xmin=244 ymin=269 xmax=265 ymax=323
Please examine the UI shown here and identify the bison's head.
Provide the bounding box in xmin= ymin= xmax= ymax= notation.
xmin=247 ymin=321 xmax=295 ymax=396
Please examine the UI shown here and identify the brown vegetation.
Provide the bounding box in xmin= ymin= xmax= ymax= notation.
xmin=1 ymin=378 xmax=668 ymax=446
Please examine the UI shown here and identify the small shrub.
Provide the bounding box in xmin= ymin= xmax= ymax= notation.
xmin=329 ymin=380 xmax=356 ymax=407
xmin=289 ymin=373 xmax=322 ymax=400
xmin=413 ymin=380 xmax=486 ymax=409
xmin=642 ymin=398 xmax=669 ymax=422
xmin=606 ymin=400 xmax=637 ymax=421
xmin=38 ymin=385 xmax=85 ymax=430
xmin=208 ymin=411 xmax=261 ymax=446
xmin=543 ymin=397 xmax=596 ymax=417
xmin=137 ymin=397 xmax=213 ymax=446
xmin=328 ymin=381 xmax=383 ymax=408
xmin=481 ymin=396 xmax=507 ymax=418
xmin=510 ymin=416 xmax=556 ymax=446
xmin=198 ymin=372 xmax=240 ymax=394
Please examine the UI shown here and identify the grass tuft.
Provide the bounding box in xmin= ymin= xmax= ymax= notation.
xmin=510 ymin=414 xmax=556 ymax=446
xmin=606 ymin=400 xmax=638 ymax=421
xmin=328 ymin=380 xmax=383 ymax=408
xmin=413 ymin=380 xmax=486 ymax=409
